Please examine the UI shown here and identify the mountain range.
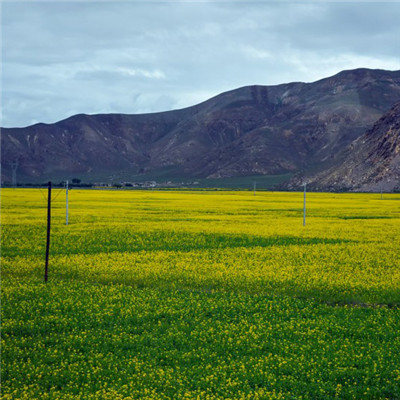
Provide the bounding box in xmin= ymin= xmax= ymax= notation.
xmin=287 ymin=101 xmax=400 ymax=192
xmin=2 ymin=68 xmax=400 ymax=191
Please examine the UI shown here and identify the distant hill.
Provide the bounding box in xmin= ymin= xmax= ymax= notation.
xmin=2 ymin=68 xmax=400 ymax=190
xmin=286 ymin=101 xmax=400 ymax=192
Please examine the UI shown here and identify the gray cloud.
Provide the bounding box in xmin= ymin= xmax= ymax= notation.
xmin=2 ymin=1 xmax=400 ymax=127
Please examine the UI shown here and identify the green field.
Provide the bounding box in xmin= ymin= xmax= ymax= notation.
xmin=1 ymin=189 xmax=400 ymax=399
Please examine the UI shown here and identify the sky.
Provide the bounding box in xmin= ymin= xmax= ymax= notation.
xmin=1 ymin=1 xmax=400 ymax=128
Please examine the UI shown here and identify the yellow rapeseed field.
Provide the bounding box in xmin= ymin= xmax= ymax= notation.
xmin=1 ymin=188 xmax=400 ymax=399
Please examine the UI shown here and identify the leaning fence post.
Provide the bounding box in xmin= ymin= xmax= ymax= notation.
xmin=303 ymin=183 xmax=306 ymax=227
xmin=45 ymin=181 xmax=52 ymax=282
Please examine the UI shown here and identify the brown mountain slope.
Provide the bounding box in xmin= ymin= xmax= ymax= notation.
xmin=289 ymin=102 xmax=400 ymax=192
xmin=2 ymin=68 xmax=400 ymax=184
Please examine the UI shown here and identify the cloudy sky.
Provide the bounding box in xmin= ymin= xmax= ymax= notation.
xmin=2 ymin=0 xmax=400 ymax=128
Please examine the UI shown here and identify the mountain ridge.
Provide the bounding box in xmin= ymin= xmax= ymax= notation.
xmin=2 ymin=68 xmax=400 ymax=190
xmin=286 ymin=101 xmax=400 ymax=192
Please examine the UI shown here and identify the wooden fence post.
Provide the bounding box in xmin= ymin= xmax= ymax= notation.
xmin=45 ymin=181 xmax=51 ymax=282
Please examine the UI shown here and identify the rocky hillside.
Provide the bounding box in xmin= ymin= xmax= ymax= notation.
xmin=2 ymin=68 xmax=400 ymax=187
xmin=288 ymin=102 xmax=400 ymax=192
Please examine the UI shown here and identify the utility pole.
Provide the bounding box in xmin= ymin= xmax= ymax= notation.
xmin=66 ymin=180 xmax=69 ymax=225
xmin=11 ymin=160 xmax=18 ymax=188
xmin=45 ymin=181 xmax=52 ymax=283
xmin=303 ymin=182 xmax=307 ymax=227
xmin=253 ymin=181 xmax=256 ymax=196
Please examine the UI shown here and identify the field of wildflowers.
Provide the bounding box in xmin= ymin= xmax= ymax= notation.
xmin=2 ymin=189 xmax=400 ymax=399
